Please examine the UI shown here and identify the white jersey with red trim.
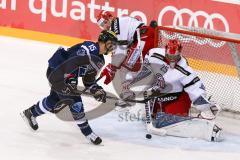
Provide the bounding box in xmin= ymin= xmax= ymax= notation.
xmin=111 ymin=16 xmax=143 ymax=44
xmin=110 ymin=16 xmax=143 ymax=67
xmin=144 ymin=47 xmax=206 ymax=103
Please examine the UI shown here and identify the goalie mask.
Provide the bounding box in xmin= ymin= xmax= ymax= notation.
xmin=97 ymin=11 xmax=113 ymax=30
xmin=165 ymin=39 xmax=182 ymax=68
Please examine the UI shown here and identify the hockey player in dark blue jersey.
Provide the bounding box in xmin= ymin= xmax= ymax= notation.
xmin=21 ymin=30 xmax=118 ymax=145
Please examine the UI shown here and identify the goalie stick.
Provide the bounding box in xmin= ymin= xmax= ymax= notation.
xmin=78 ymin=89 xmax=171 ymax=104
xmin=54 ymin=88 xmax=170 ymax=122
xmin=143 ymin=93 xmax=166 ymax=137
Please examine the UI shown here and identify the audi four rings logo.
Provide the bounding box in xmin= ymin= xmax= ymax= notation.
xmin=158 ymin=6 xmax=229 ymax=32
xmin=158 ymin=6 xmax=229 ymax=47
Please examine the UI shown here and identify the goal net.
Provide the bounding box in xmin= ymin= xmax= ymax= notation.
xmin=156 ymin=26 xmax=240 ymax=116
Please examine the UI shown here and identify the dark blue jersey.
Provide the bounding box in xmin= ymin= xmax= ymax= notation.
xmin=47 ymin=41 xmax=105 ymax=88
xmin=48 ymin=41 xmax=104 ymax=70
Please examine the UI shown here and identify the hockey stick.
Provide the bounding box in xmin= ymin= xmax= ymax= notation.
xmin=80 ymin=92 xmax=147 ymax=104
xmin=76 ymin=89 xmax=167 ymax=137
xmin=144 ymin=97 xmax=166 ymax=138
xmin=78 ymin=76 xmax=102 ymax=95
xmin=53 ymin=76 xmax=102 ymax=114
xmin=78 ymin=90 xmax=170 ymax=104
xmin=81 ymin=89 xmax=168 ymax=137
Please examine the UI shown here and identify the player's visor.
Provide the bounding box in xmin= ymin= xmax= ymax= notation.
xmin=166 ymin=52 xmax=180 ymax=62
xmin=97 ymin=18 xmax=108 ymax=29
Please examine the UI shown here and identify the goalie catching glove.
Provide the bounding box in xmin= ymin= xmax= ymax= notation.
xmin=90 ymin=85 xmax=107 ymax=103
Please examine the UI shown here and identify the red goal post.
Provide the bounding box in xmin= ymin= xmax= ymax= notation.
xmin=155 ymin=25 xmax=240 ymax=116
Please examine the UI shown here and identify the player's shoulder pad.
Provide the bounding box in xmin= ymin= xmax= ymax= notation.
xmin=82 ymin=41 xmax=98 ymax=50
xmin=175 ymin=57 xmax=192 ymax=76
xmin=148 ymin=48 xmax=166 ymax=63
xmin=80 ymin=41 xmax=105 ymax=72
xmin=80 ymin=41 xmax=104 ymax=62
xmin=175 ymin=65 xmax=191 ymax=76
xmin=178 ymin=56 xmax=189 ymax=67
xmin=174 ymin=56 xmax=192 ymax=75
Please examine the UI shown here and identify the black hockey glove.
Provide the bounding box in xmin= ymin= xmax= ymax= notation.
xmin=64 ymin=73 xmax=78 ymax=90
xmin=90 ymin=85 xmax=106 ymax=103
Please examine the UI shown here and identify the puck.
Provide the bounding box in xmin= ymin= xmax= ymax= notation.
xmin=146 ymin=134 xmax=152 ymax=139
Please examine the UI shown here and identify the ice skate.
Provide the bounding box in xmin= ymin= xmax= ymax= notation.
xmin=20 ymin=105 xmax=39 ymax=131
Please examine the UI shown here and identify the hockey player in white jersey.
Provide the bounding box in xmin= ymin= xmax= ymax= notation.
xmin=131 ymin=39 xmax=223 ymax=141
xmin=97 ymin=11 xmax=157 ymax=106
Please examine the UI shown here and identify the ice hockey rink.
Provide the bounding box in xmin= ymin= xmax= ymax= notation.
xmin=0 ymin=35 xmax=240 ymax=160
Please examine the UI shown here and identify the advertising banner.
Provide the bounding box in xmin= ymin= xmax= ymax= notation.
xmin=0 ymin=0 xmax=240 ymax=40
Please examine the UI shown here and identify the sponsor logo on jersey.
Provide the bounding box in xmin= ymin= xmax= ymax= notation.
xmin=111 ymin=18 xmax=120 ymax=35
xmin=125 ymin=48 xmax=141 ymax=68
xmin=158 ymin=96 xmax=178 ymax=102
xmin=76 ymin=48 xmax=86 ymax=56
xmin=155 ymin=73 xmax=165 ymax=89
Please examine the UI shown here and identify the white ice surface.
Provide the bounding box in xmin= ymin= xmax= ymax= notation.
xmin=0 ymin=36 xmax=240 ymax=160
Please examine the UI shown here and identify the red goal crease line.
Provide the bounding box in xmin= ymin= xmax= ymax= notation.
xmin=0 ymin=26 xmax=238 ymax=77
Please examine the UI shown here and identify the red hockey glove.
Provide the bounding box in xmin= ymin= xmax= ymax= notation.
xmin=101 ymin=63 xmax=117 ymax=85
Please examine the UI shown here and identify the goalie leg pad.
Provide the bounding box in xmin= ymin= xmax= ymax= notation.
xmin=155 ymin=112 xmax=223 ymax=142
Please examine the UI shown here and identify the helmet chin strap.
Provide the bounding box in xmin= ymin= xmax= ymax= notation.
xmin=104 ymin=49 xmax=110 ymax=55
xmin=103 ymin=43 xmax=111 ymax=55
xmin=165 ymin=58 xmax=177 ymax=68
